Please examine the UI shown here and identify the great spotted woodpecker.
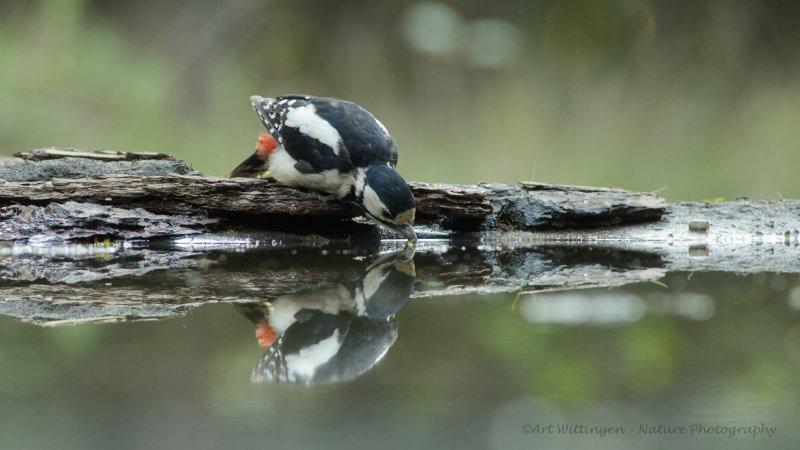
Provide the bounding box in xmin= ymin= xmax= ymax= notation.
xmin=235 ymin=248 xmax=416 ymax=384
xmin=230 ymin=94 xmax=417 ymax=241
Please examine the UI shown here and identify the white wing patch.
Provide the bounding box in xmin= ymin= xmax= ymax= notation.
xmin=284 ymin=330 xmax=342 ymax=382
xmin=283 ymin=104 xmax=343 ymax=155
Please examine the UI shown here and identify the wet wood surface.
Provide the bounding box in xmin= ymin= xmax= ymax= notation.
xmin=2 ymin=148 xmax=799 ymax=326
xmin=0 ymin=242 xmax=667 ymax=326
xmin=0 ymin=148 xmax=667 ymax=240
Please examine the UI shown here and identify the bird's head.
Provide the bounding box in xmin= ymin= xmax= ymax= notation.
xmin=355 ymin=165 xmax=416 ymax=242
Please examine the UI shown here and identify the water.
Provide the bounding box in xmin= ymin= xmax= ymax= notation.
xmin=1 ymin=240 xmax=799 ymax=449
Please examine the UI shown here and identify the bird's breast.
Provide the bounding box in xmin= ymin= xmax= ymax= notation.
xmin=268 ymin=147 xmax=355 ymax=198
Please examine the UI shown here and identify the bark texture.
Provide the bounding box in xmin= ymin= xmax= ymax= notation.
xmin=0 ymin=149 xmax=668 ymax=241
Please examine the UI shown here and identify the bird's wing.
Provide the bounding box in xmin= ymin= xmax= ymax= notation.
xmin=251 ymin=95 xmax=352 ymax=173
xmin=310 ymin=97 xmax=398 ymax=168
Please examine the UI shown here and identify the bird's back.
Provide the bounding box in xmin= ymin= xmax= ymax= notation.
xmin=257 ymin=95 xmax=399 ymax=170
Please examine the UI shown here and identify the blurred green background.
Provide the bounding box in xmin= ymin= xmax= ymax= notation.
xmin=2 ymin=0 xmax=799 ymax=201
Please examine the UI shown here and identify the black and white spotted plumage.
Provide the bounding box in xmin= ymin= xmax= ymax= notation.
xmin=252 ymin=94 xmax=398 ymax=173
xmin=240 ymin=247 xmax=416 ymax=384
xmin=237 ymin=94 xmax=416 ymax=241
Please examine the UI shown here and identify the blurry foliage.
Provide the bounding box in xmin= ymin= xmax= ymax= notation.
xmin=1 ymin=0 xmax=800 ymax=199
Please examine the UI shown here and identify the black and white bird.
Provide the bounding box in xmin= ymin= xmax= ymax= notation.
xmin=230 ymin=94 xmax=417 ymax=241
xmin=236 ymin=248 xmax=416 ymax=384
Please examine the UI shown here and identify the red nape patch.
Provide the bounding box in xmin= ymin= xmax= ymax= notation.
xmin=255 ymin=132 xmax=278 ymax=160
xmin=255 ymin=318 xmax=279 ymax=348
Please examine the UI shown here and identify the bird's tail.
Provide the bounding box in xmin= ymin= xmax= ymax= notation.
xmin=229 ymin=129 xmax=281 ymax=178
xmin=229 ymin=152 xmax=269 ymax=178
xmin=250 ymin=95 xmax=276 ymax=130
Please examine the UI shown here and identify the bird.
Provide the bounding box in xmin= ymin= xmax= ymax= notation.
xmin=235 ymin=247 xmax=416 ymax=384
xmin=230 ymin=94 xmax=417 ymax=242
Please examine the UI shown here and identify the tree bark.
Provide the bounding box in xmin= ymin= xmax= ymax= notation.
xmin=0 ymin=149 xmax=667 ymax=241
xmin=2 ymin=150 xmax=799 ymax=326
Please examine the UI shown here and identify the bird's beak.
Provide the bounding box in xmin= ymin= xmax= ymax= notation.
xmin=398 ymin=223 xmax=417 ymax=243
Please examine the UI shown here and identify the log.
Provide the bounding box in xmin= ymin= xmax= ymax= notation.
xmin=0 ymin=201 xmax=216 ymax=242
xmin=4 ymin=192 xmax=800 ymax=326
xmin=0 ymin=148 xmax=668 ymax=241
xmin=0 ymin=174 xmax=491 ymax=222
xmin=0 ymin=148 xmax=200 ymax=182
xmin=13 ymin=147 xmax=175 ymax=161
xmin=4 ymin=148 xmax=797 ymax=327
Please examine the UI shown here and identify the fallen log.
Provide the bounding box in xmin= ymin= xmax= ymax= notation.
xmin=3 ymin=148 xmax=798 ymax=328
xmin=0 ymin=148 xmax=667 ymax=241
xmin=12 ymin=147 xmax=175 ymax=161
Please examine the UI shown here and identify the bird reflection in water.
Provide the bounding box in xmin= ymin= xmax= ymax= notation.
xmin=235 ymin=247 xmax=416 ymax=385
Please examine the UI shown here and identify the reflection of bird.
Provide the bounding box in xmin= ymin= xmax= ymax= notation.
xmin=230 ymin=94 xmax=417 ymax=241
xmin=236 ymin=248 xmax=416 ymax=384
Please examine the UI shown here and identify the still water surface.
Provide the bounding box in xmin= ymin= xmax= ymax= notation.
xmin=1 ymin=242 xmax=798 ymax=449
